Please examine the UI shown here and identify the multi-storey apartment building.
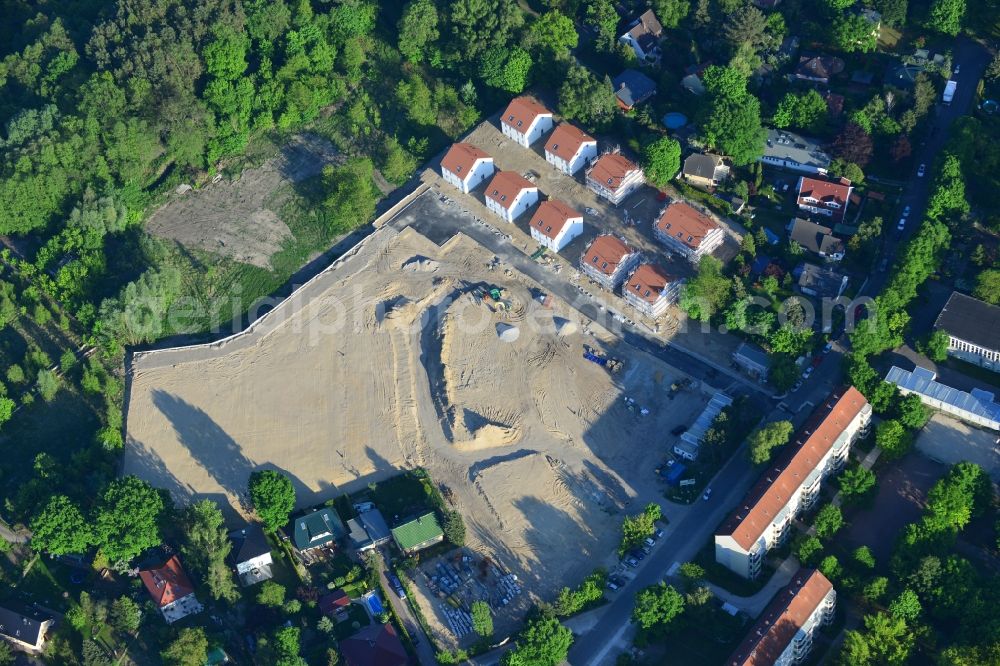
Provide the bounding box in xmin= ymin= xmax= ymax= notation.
xmin=715 ymin=387 xmax=871 ymax=579
xmin=727 ymin=569 xmax=836 ymax=666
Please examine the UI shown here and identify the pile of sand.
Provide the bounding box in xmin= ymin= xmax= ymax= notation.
xmin=402 ymin=255 xmax=440 ymax=272
xmin=496 ymin=323 xmax=520 ymax=342
xmin=553 ymin=316 xmax=577 ymax=337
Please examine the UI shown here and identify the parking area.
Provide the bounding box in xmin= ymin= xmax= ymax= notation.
xmin=405 ymin=548 xmax=530 ymax=651
xmin=915 ymin=413 xmax=1000 ymax=481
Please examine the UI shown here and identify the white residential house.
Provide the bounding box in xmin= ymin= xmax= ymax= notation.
xmin=484 ymin=171 xmax=539 ymax=223
xmin=500 ymin=96 xmax=553 ymax=148
xmin=727 ymin=569 xmax=836 ymax=666
xmin=440 ymin=143 xmax=495 ymax=193
xmin=622 ymin=263 xmax=680 ymax=318
xmin=0 ymin=606 xmax=52 ymax=655
xmin=140 ymin=555 xmax=204 ymax=623
xmin=652 ymin=200 xmax=725 ymax=264
xmin=715 ymin=387 xmax=871 ymax=579
xmin=229 ymin=525 xmax=274 ymax=587
xmin=545 ymin=123 xmax=598 ymax=175
xmin=528 ymin=199 xmax=584 ymax=253
xmin=586 ymin=153 xmax=645 ymax=205
xmin=618 ymin=10 xmax=663 ymax=61
xmin=579 ymin=234 xmax=641 ymax=291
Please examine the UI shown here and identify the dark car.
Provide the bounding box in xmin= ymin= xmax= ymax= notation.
xmin=671 ymin=425 xmax=688 ymax=436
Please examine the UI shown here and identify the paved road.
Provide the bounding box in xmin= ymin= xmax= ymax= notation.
xmin=376 ymin=551 xmax=438 ymax=666
xmin=866 ymin=37 xmax=992 ymax=297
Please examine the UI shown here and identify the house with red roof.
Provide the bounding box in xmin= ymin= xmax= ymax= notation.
xmin=586 ymin=153 xmax=645 ymax=205
xmin=544 ymin=123 xmax=598 ymax=175
xmin=715 ymin=387 xmax=871 ymax=579
xmin=652 ymin=201 xmax=725 ymax=264
xmin=484 ymin=171 xmax=539 ymax=223
xmin=727 ymin=569 xmax=836 ymax=666
xmin=500 ymin=96 xmax=553 ymax=148
xmin=340 ymin=623 xmax=409 ymax=666
xmin=528 ymin=200 xmax=583 ymax=253
xmin=139 ymin=555 xmax=204 ymax=623
xmin=622 ymin=263 xmax=680 ymax=318
xmin=319 ymin=589 xmax=351 ymax=621
xmin=796 ymin=176 xmax=853 ymax=224
xmin=440 ymin=143 xmax=495 ymax=194
xmin=579 ymin=234 xmax=641 ymax=291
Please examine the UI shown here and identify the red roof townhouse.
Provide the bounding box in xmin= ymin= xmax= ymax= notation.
xmin=579 ymin=234 xmax=641 ymax=291
xmin=586 ymin=153 xmax=645 ymax=205
xmin=441 ymin=143 xmax=495 ymax=194
xmin=500 ymin=96 xmax=553 ymax=148
xmin=140 ymin=555 xmax=204 ymax=623
xmin=653 ymin=201 xmax=725 ymax=264
xmin=529 ymin=199 xmax=584 ymax=253
xmin=544 ymin=123 xmax=598 ymax=176
xmin=484 ymin=171 xmax=539 ymax=223
xmin=622 ymin=263 xmax=681 ymax=318
xmin=796 ymin=176 xmax=853 ymax=224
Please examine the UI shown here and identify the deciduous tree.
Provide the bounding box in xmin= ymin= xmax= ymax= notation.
xmin=748 ymin=420 xmax=793 ymax=465
xmin=471 ymin=601 xmax=493 ymax=637
xmin=248 ymin=470 xmax=295 ymax=532
xmin=161 ymin=628 xmax=208 ymax=666
xmin=632 ymin=583 xmax=684 ymax=629
xmin=94 ymin=476 xmax=165 ymax=564
xmin=642 ymin=137 xmax=681 ymax=188
xmin=398 ymin=0 xmax=439 ymax=63
xmin=30 ymin=495 xmax=92 ymax=556
xmin=558 ymin=65 xmax=616 ymax=129
xmin=180 ymin=500 xmax=238 ymax=602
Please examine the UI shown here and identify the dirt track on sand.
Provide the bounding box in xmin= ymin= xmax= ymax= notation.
xmin=125 ymin=221 xmax=711 ymax=601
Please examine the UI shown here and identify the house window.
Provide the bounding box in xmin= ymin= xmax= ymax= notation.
xmin=592 ymin=256 xmax=598 ymax=264
xmin=517 ymin=120 xmax=523 ymax=127
xmin=456 ymin=165 xmax=463 ymax=172
xmin=545 ymin=226 xmax=552 ymax=233
xmin=644 ymin=290 xmax=651 ymax=298
xmin=552 ymin=144 xmax=559 ymax=151
xmin=507 ymin=115 xmax=514 ymax=122
xmin=500 ymin=195 xmax=507 ymax=201
xmin=601 ymin=262 xmax=609 ymax=270
xmin=607 ymin=178 xmax=613 ymax=185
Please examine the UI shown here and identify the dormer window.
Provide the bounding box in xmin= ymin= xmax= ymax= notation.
xmin=552 ymin=144 xmax=559 ymax=151
xmin=607 ymin=178 xmax=613 ymax=185
xmin=500 ymin=195 xmax=507 ymax=201
xmin=507 ymin=115 xmax=515 ymax=122
xmin=517 ymin=120 xmax=523 ymax=127
xmin=545 ymin=226 xmax=552 ymax=233
xmin=601 ymin=262 xmax=609 ymax=270
xmin=456 ymin=165 xmax=463 ymax=172
xmin=592 ymin=256 xmax=598 ymax=264
xmin=644 ymin=290 xmax=651 ymax=298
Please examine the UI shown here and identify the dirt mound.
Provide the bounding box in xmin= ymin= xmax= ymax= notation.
xmin=496 ymin=323 xmax=520 ymax=342
xmin=402 ymin=256 xmax=440 ymax=272
xmin=553 ymin=317 xmax=577 ymax=337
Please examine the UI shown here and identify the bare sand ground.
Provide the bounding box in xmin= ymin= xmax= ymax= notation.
xmin=125 ymin=218 xmax=711 ymax=639
xmin=145 ymin=134 xmax=340 ymax=267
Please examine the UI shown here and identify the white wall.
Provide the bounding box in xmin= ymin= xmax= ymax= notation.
xmin=503 ymin=116 xmax=553 ymax=148
xmin=442 ymin=158 xmax=494 ymax=194
xmin=533 ymin=216 xmax=583 ymax=252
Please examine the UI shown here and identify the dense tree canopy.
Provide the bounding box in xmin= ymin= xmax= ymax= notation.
xmin=699 ymin=66 xmax=765 ymax=165
xmin=30 ymin=494 xmax=92 ymax=556
xmin=642 ymin=137 xmax=681 ymax=188
xmin=632 ymin=583 xmax=685 ymax=629
xmin=94 ymin=476 xmax=165 ymax=564
xmin=748 ymin=420 xmax=793 ymax=465
xmin=248 ymin=470 xmax=296 ymax=532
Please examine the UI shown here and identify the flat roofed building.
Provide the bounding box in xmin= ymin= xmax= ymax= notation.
xmin=529 ymin=199 xmax=584 ymax=253
xmin=727 ymin=569 xmax=836 ymax=666
xmin=500 ymin=96 xmax=553 ymax=148
xmin=545 ymin=123 xmax=598 ymax=175
xmin=622 ymin=263 xmax=681 ymax=318
xmin=760 ymin=129 xmax=831 ymax=175
xmin=484 ymin=171 xmax=539 ymax=223
xmin=886 ymin=366 xmax=1000 ymax=431
xmin=579 ymin=234 xmax=641 ymax=291
xmin=716 ymin=387 xmax=871 ymax=578
xmin=140 ymin=555 xmax=204 ymax=623
xmin=391 ymin=512 xmax=444 ymax=554
xmin=441 ymin=143 xmax=495 ymax=194
xmin=0 ymin=605 xmax=52 ymax=654
xmin=675 ymin=392 xmax=733 ymax=461
xmin=586 ymin=153 xmax=645 ymax=205
xmin=797 ymin=176 xmax=853 ymax=224
xmin=934 ymin=292 xmax=1000 ymax=374
xmin=653 ymin=201 xmax=725 ymax=264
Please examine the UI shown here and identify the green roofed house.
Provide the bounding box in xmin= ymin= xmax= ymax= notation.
xmin=391 ymin=512 xmax=444 ymax=554
xmin=292 ymin=507 xmax=347 ymax=553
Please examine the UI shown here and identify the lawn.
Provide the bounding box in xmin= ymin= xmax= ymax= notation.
xmin=333 ymin=603 xmax=372 ymax=640
xmin=643 ymin=605 xmax=746 ymax=665
xmin=369 ymin=470 xmax=441 ymax=524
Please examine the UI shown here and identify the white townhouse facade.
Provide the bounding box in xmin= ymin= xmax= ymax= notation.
xmin=544 ymin=123 xmax=598 ymax=175
xmin=528 ymin=199 xmax=584 ymax=253
xmin=440 ymin=143 xmax=495 ymax=194
xmin=652 ymin=200 xmax=725 ymax=264
xmin=621 ymin=263 xmax=680 ymax=318
xmin=500 ymin=96 xmax=553 ymax=148
xmin=484 ymin=171 xmax=539 ymax=223
xmin=586 ymin=153 xmax=645 ymax=205
xmin=715 ymin=387 xmax=871 ymax=579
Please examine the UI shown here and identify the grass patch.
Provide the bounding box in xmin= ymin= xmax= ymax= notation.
xmin=694 ymin=538 xmax=773 ymax=597
xmin=333 ymin=603 xmax=372 ymax=640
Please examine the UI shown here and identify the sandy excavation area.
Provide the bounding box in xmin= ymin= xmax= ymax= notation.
xmin=125 ymin=218 xmax=711 ymax=602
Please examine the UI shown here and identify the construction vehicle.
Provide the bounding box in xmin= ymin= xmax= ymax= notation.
xmin=667 ymin=377 xmax=692 ymax=399
xmin=474 ymin=285 xmax=511 ymax=312
xmin=583 ymin=346 xmax=624 ymax=373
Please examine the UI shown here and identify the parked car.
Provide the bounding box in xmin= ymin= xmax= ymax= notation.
xmin=654 ymin=528 xmax=665 ymax=539
xmin=624 ymin=556 xmax=639 ymax=568
xmin=607 ymin=578 xmax=621 ymax=590
xmin=902 ymin=205 xmax=911 ymax=217
xmin=609 ymin=575 xmax=627 ymax=588
xmin=702 ymin=488 xmax=713 ymax=501
xmin=791 ymin=379 xmax=803 ymax=392
xmin=917 ymin=163 xmax=926 ymax=177
xmin=644 ymin=537 xmax=656 ymax=547
xmin=897 ymin=218 xmax=906 ymax=231
xmin=822 ymin=342 xmax=833 ymax=355
xmin=954 ymin=65 xmax=961 ymax=75
xmin=878 ymin=257 xmax=889 ymax=272
xmin=803 ymin=366 xmax=814 ymax=379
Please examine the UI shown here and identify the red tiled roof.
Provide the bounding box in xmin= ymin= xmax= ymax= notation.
xmin=501 ymin=96 xmax=551 ymax=133
xmin=717 ymin=387 xmax=869 ymax=551
xmin=441 ymin=143 xmax=491 ymax=179
xmin=140 ymin=555 xmax=195 ymax=608
xmin=545 ymin=123 xmax=596 ymax=163
xmin=798 ymin=177 xmax=851 ymax=209
xmin=340 ymin=623 xmax=408 ymax=666
xmin=625 ymin=264 xmax=674 ymax=304
xmin=588 ymin=153 xmax=640 ymax=192
xmin=583 ymin=235 xmax=633 ymax=276
xmin=654 ymin=201 xmax=720 ymax=250
xmin=319 ymin=590 xmax=351 ymax=615
xmin=529 ymin=199 xmax=581 ymax=241
xmin=728 ymin=570 xmax=833 ymax=666
xmin=485 ymin=171 xmax=536 ymax=210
